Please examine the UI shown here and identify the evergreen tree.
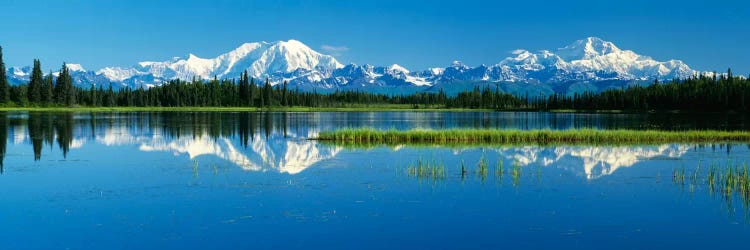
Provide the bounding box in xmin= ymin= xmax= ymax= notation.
xmin=28 ymin=59 xmax=43 ymax=103
xmin=90 ymin=85 xmax=98 ymax=106
xmin=55 ymin=64 xmax=69 ymax=105
xmin=728 ymin=68 xmax=733 ymax=80
xmin=64 ymin=68 xmax=75 ymax=105
xmin=0 ymin=46 xmax=9 ymax=104
xmin=41 ymin=73 xmax=54 ymax=105
xmin=263 ymin=78 xmax=272 ymax=107
xmin=282 ymin=80 xmax=288 ymax=106
xmin=249 ymin=78 xmax=256 ymax=107
xmin=239 ymin=70 xmax=249 ymax=106
xmin=105 ymin=84 xmax=115 ymax=107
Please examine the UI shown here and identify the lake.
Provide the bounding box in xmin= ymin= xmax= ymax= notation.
xmin=1 ymin=111 xmax=749 ymax=249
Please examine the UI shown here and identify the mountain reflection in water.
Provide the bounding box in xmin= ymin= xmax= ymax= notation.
xmin=0 ymin=112 xmax=748 ymax=178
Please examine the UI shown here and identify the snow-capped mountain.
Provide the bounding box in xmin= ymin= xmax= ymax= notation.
xmin=4 ymin=37 xmax=700 ymax=95
xmin=126 ymin=40 xmax=341 ymax=80
xmin=498 ymin=37 xmax=694 ymax=82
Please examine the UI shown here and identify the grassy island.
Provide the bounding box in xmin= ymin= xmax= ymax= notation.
xmin=315 ymin=128 xmax=750 ymax=145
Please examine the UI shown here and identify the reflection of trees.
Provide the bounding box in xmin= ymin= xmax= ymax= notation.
xmin=28 ymin=113 xmax=44 ymax=161
xmin=24 ymin=113 xmax=75 ymax=161
xmin=54 ymin=113 xmax=74 ymax=158
xmin=12 ymin=112 xmax=305 ymax=161
xmin=0 ymin=113 xmax=6 ymax=174
xmin=238 ymin=112 xmax=259 ymax=148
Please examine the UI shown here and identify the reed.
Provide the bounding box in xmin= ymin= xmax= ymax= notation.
xmin=478 ymin=152 xmax=489 ymax=180
xmin=495 ymin=158 xmax=504 ymax=178
xmin=316 ymin=128 xmax=750 ymax=145
xmin=673 ymin=166 xmax=686 ymax=185
xmin=676 ymin=161 xmax=750 ymax=216
xmin=512 ymin=161 xmax=522 ymax=187
xmin=406 ymin=159 xmax=446 ymax=180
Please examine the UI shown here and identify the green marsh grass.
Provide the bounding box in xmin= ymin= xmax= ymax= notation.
xmin=495 ymin=158 xmax=504 ymax=178
xmin=316 ymin=128 xmax=750 ymax=145
xmin=673 ymin=165 xmax=686 ymax=185
xmin=512 ymin=161 xmax=522 ymax=187
xmin=675 ymin=161 xmax=750 ymax=218
xmin=406 ymin=159 xmax=446 ymax=180
xmin=478 ymin=152 xmax=489 ymax=181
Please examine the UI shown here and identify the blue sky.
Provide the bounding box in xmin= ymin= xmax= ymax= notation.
xmin=1 ymin=0 xmax=748 ymax=74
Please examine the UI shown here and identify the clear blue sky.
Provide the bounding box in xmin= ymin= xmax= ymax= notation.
xmin=1 ymin=0 xmax=748 ymax=74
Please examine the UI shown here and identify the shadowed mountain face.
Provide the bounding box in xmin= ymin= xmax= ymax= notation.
xmin=4 ymin=37 xmax=699 ymax=95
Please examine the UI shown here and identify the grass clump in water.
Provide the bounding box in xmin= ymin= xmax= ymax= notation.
xmin=511 ymin=161 xmax=522 ymax=187
xmin=406 ymin=159 xmax=446 ymax=180
xmin=495 ymin=158 xmax=504 ymax=178
xmin=673 ymin=166 xmax=686 ymax=185
xmin=477 ymin=152 xmax=489 ymax=181
xmin=317 ymin=128 xmax=750 ymax=145
xmin=674 ymin=161 xmax=750 ymax=217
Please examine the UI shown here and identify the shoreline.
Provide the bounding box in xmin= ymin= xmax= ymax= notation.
xmin=0 ymin=106 xmax=744 ymax=114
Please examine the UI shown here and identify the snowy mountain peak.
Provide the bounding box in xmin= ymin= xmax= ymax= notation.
xmin=388 ymin=64 xmax=410 ymax=74
xmin=279 ymin=39 xmax=308 ymax=49
xmin=556 ymin=37 xmax=621 ymax=60
xmin=450 ymin=61 xmax=468 ymax=68
xmin=112 ymin=39 xmax=345 ymax=81
xmin=65 ymin=63 xmax=86 ymax=72
xmin=494 ymin=37 xmax=696 ymax=83
xmin=97 ymin=67 xmax=141 ymax=82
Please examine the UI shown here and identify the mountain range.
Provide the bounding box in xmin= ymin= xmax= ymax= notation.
xmin=5 ymin=37 xmax=700 ymax=96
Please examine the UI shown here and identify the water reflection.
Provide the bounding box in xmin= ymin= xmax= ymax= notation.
xmin=3 ymin=112 xmax=750 ymax=248
xmin=0 ymin=113 xmax=6 ymax=173
xmin=494 ymin=145 xmax=691 ymax=179
xmin=672 ymin=161 xmax=750 ymax=221
xmin=1 ymin=111 xmax=749 ymax=176
xmin=9 ymin=112 xmax=339 ymax=174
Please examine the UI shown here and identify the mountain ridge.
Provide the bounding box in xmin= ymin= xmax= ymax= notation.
xmin=4 ymin=37 xmax=701 ymax=95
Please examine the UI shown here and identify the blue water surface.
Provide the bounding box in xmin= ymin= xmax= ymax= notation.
xmin=0 ymin=112 xmax=748 ymax=249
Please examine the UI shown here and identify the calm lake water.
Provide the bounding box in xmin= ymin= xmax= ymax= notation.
xmin=1 ymin=111 xmax=749 ymax=249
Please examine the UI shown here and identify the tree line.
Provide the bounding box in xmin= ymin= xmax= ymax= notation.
xmin=534 ymin=69 xmax=750 ymax=112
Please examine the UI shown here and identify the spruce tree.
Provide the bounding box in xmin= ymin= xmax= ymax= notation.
xmin=282 ymin=80 xmax=288 ymax=106
xmin=28 ymin=59 xmax=43 ymax=103
xmin=42 ymin=73 xmax=54 ymax=105
xmin=249 ymin=78 xmax=255 ymax=107
xmin=728 ymin=68 xmax=733 ymax=80
xmin=239 ymin=70 xmax=249 ymax=106
xmin=105 ymin=84 xmax=115 ymax=107
xmin=54 ymin=63 xmax=75 ymax=106
xmin=0 ymin=46 xmax=9 ymax=104
xmin=54 ymin=64 xmax=67 ymax=105
xmin=90 ymin=85 xmax=97 ymax=106
xmin=263 ymin=78 xmax=271 ymax=107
